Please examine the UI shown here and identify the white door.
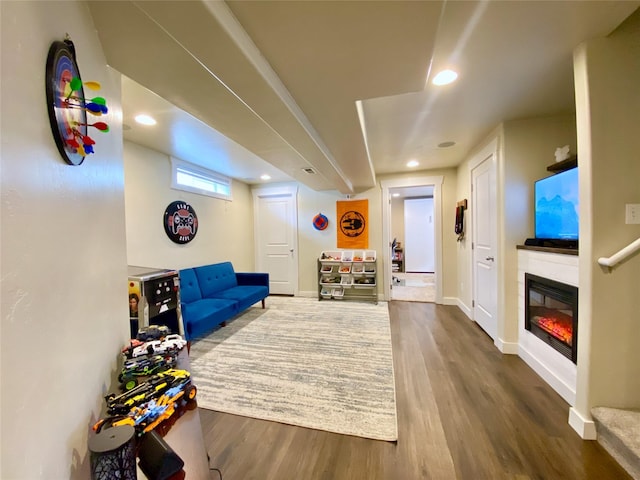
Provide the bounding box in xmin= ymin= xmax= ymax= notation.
xmin=252 ymin=186 xmax=298 ymax=295
xmin=404 ymin=198 xmax=434 ymax=272
xmin=472 ymin=152 xmax=498 ymax=340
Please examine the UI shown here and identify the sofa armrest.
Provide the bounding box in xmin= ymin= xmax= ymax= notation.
xmin=236 ymin=272 xmax=269 ymax=288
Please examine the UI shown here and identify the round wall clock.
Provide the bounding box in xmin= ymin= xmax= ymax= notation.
xmin=163 ymin=201 xmax=199 ymax=244
xmin=45 ymin=39 xmax=88 ymax=166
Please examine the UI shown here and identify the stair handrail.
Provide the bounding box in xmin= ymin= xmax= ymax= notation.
xmin=597 ymin=237 xmax=640 ymax=270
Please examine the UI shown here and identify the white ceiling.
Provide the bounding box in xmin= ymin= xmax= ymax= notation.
xmin=88 ymin=1 xmax=639 ymax=193
xmin=121 ymin=75 xmax=294 ymax=184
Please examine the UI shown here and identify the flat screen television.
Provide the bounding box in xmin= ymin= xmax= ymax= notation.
xmin=534 ymin=167 xmax=579 ymax=248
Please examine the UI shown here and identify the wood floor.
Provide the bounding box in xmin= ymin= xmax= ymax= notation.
xmin=199 ymin=301 xmax=629 ymax=480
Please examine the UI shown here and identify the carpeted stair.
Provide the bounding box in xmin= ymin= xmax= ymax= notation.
xmin=591 ymin=406 xmax=640 ymax=479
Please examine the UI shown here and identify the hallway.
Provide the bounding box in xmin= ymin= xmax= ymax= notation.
xmin=390 ymin=272 xmax=435 ymax=302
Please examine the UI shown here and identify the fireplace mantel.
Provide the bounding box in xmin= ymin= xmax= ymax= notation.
xmin=516 ymin=244 xmax=578 ymax=256
xmin=517 ymin=249 xmax=579 ymax=405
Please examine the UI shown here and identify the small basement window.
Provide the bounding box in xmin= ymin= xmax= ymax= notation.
xmin=171 ymin=157 xmax=232 ymax=200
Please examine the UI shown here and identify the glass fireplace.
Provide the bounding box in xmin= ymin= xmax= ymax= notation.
xmin=525 ymin=273 xmax=578 ymax=364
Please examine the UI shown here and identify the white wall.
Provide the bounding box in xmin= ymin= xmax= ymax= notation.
xmin=284 ymin=168 xmax=460 ymax=301
xmin=404 ymin=197 xmax=435 ymax=272
xmin=296 ymin=184 xmax=343 ymax=295
xmin=378 ymin=169 xmax=459 ymax=300
xmin=124 ymin=141 xmax=255 ymax=271
xmin=1 ymin=2 xmax=127 ymax=477
xmin=121 ymin=143 xmax=421 ymax=302
xmin=455 ymin=159 xmax=473 ymax=315
xmin=391 ymin=198 xmax=405 ymax=248
xmin=573 ymin=10 xmax=640 ymax=420
xmin=456 ymin=116 xmax=577 ymax=343
xmin=502 ymin=115 xmax=577 ymax=344
xmin=296 ymin=183 xmax=384 ymax=296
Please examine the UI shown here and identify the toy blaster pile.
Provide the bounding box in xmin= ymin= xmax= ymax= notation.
xmin=93 ymin=327 xmax=196 ymax=437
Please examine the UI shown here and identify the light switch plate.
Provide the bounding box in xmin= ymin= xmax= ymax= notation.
xmin=625 ymin=204 xmax=640 ymax=224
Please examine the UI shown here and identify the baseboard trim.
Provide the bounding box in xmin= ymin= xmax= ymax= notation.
xmin=496 ymin=338 xmax=518 ymax=355
xmin=518 ymin=344 xmax=576 ymax=406
xmin=456 ymin=299 xmax=472 ymax=319
xmin=569 ymin=407 xmax=597 ymax=440
xmin=442 ymin=296 xmax=457 ymax=306
xmin=296 ymin=291 xmax=317 ymax=298
xmin=290 ymin=291 xmax=386 ymax=302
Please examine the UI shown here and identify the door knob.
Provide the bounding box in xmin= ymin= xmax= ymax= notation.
xmin=486 ymin=256 xmax=494 ymax=262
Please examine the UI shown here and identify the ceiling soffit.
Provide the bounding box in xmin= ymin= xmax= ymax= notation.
xmin=225 ymin=1 xmax=443 ymax=191
xmin=89 ymin=0 xmax=353 ymax=192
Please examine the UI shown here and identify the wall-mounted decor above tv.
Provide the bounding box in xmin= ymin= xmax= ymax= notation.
xmin=533 ymin=166 xmax=579 ymax=249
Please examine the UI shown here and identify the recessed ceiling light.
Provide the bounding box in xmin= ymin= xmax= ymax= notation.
xmin=407 ymin=160 xmax=419 ymax=168
xmin=392 ymin=193 xmax=400 ymax=197
xmin=438 ymin=141 xmax=456 ymax=148
xmin=432 ymin=69 xmax=458 ymax=86
xmin=135 ymin=114 xmax=156 ymax=126
xmin=260 ymin=174 xmax=271 ymax=181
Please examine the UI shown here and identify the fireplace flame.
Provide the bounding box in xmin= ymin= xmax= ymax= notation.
xmin=536 ymin=316 xmax=573 ymax=345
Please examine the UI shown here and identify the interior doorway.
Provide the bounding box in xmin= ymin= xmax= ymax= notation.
xmin=389 ymin=186 xmax=436 ymax=302
xmin=404 ymin=197 xmax=435 ymax=272
xmin=471 ymin=141 xmax=498 ymax=339
xmin=252 ymin=184 xmax=299 ymax=295
xmin=381 ymin=176 xmax=444 ymax=303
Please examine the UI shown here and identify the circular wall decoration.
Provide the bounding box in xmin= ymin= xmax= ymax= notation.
xmin=312 ymin=213 xmax=329 ymax=231
xmin=339 ymin=210 xmax=366 ymax=238
xmin=45 ymin=37 xmax=109 ymax=166
xmin=163 ymin=201 xmax=198 ymax=244
xmin=45 ymin=39 xmax=88 ymax=166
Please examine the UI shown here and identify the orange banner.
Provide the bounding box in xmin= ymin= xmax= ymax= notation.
xmin=336 ymin=199 xmax=368 ymax=249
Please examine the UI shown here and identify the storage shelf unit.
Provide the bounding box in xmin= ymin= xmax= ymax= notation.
xmin=318 ymin=250 xmax=377 ymax=303
xmin=392 ymin=247 xmax=404 ymax=273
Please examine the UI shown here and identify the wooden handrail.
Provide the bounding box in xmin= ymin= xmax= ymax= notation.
xmin=598 ymin=237 xmax=640 ymax=270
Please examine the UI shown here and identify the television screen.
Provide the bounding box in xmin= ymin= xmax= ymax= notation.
xmin=534 ymin=167 xmax=579 ymax=240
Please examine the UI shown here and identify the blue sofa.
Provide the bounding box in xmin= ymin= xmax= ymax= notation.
xmin=179 ymin=262 xmax=269 ymax=341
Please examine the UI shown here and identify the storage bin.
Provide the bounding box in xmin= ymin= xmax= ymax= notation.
xmin=340 ymin=275 xmax=353 ymax=286
xmin=320 ymin=251 xmax=343 ymax=262
xmin=352 ymin=251 xmax=364 ymax=262
xmin=338 ymin=263 xmax=351 ymax=274
xmin=341 ymin=251 xmax=354 ymax=262
xmin=320 ymin=275 xmax=341 ymax=285
xmin=354 ymin=277 xmax=376 ymax=288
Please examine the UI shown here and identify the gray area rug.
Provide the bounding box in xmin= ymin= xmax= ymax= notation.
xmin=189 ymin=296 xmax=398 ymax=441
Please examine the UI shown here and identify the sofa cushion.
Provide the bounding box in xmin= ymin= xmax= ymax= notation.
xmin=210 ymin=285 xmax=269 ymax=312
xmin=195 ymin=262 xmax=238 ymax=297
xmin=181 ymin=298 xmax=238 ymax=340
xmin=178 ymin=268 xmax=202 ymax=304
xmin=236 ymin=272 xmax=269 ymax=288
